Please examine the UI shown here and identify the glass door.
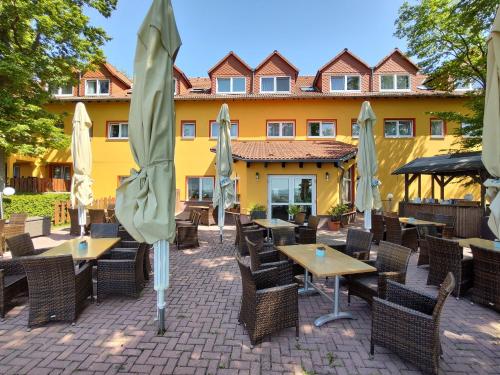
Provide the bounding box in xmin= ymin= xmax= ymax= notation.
xmin=268 ymin=175 xmax=316 ymax=220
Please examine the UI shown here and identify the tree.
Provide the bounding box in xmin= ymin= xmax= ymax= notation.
xmin=0 ymin=0 xmax=117 ymax=189
xmin=395 ymin=0 xmax=498 ymax=151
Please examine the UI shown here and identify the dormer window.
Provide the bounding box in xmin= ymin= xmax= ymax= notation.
xmin=380 ymin=74 xmax=410 ymax=91
xmin=51 ymin=83 xmax=73 ymax=96
xmin=216 ymin=77 xmax=246 ymax=94
xmin=85 ymin=79 xmax=110 ymax=96
xmin=455 ymin=80 xmax=482 ymax=91
xmin=260 ymin=76 xmax=291 ymax=93
xmin=330 ymin=75 xmax=360 ymax=92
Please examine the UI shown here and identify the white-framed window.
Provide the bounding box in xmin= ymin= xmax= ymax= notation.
xmin=108 ymin=122 xmax=128 ymax=139
xmin=330 ymin=75 xmax=361 ymax=91
xmin=430 ymin=119 xmax=445 ymax=138
xmin=380 ymin=74 xmax=410 ymax=91
xmin=455 ymin=80 xmax=482 ymax=91
xmin=461 ymin=122 xmax=476 ymax=138
xmin=52 ymin=83 xmax=73 ymax=96
xmin=267 ymin=121 xmax=295 ymax=138
xmin=210 ymin=121 xmax=238 ymax=139
xmin=384 ymin=119 xmax=414 ymax=138
xmin=85 ymin=79 xmax=110 ymax=96
xmin=260 ymin=76 xmax=291 ymax=93
xmin=351 ymin=120 xmax=360 ymax=138
xmin=181 ymin=122 xmax=196 ymax=139
xmin=307 ymin=120 xmax=336 ymax=138
xmin=187 ymin=176 xmax=214 ymax=201
xmin=216 ymin=77 xmax=246 ymax=94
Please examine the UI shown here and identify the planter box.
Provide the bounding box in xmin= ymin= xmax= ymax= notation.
xmin=25 ymin=216 xmax=51 ymax=238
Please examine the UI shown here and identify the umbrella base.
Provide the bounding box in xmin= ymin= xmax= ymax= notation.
xmin=157 ymin=308 xmax=166 ymax=335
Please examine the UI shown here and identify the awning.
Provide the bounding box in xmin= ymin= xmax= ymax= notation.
xmin=392 ymin=152 xmax=486 ymax=176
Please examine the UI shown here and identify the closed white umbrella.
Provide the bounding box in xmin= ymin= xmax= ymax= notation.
xmin=355 ymin=101 xmax=382 ymax=230
xmin=213 ymin=104 xmax=236 ymax=243
xmin=483 ymin=9 xmax=500 ymax=238
xmin=70 ymin=102 xmax=93 ymax=236
xmin=115 ymin=0 xmax=181 ymax=334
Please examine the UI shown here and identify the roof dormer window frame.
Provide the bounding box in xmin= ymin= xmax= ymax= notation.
xmin=216 ymin=76 xmax=246 ymax=94
xmin=329 ymin=74 xmax=362 ymax=92
xmin=52 ymin=83 xmax=74 ymax=97
xmin=259 ymin=76 xmax=291 ymax=94
xmin=379 ymin=74 xmax=411 ymax=92
xmin=85 ymin=78 xmax=111 ymax=96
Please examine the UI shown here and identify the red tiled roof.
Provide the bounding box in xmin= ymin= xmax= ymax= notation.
xmin=210 ymin=140 xmax=357 ymax=162
xmin=207 ymin=51 xmax=252 ymax=76
xmin=255 ymin=50 xmax=299 ymax=73
xmin=374 ymin=48 xmax=420 ymax=71
xmin=103 ymin=62 xmax=132 ymax=87
xmin=313 ymin=48 xmax=371 ymax=86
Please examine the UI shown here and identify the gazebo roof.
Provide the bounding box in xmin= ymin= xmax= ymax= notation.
xmin=392 ymin=152 xmax=485 ymax=176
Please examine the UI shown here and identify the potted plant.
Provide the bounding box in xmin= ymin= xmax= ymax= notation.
xmin=249 ymin=203 xmax=266 ymax=220
xmin=327 ymin=203 xmax=349 ymax=231
xmin=287 ymin=204 xmax=301 ymax=221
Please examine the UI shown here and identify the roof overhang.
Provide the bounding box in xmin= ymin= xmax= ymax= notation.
xmin=392 ymin=152 xmax=486 ymax=176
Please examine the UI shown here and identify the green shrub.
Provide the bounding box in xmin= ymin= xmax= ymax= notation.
xmin=3 ymin=193 xmax=70 ymax=220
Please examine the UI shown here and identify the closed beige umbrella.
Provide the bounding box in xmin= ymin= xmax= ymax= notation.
xmin=483 ymin=8 xmax=500 ymax=238
xmin=70 ymin=102 xmax=93 ymax=236
xmin=115 ymin=0 xmax=181 ymax=334
xmin=213 ymin=104 xmax=236 ymax=243
xmin=355 ymin=101 xmax=382 ymax=230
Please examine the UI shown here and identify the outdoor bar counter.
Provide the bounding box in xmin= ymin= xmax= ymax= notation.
xmin=399 ymin=201 xmax=482 ymax=238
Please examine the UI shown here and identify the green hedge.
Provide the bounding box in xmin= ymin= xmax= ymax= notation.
xmin=3 ymin=193 xmax=70 ymax=220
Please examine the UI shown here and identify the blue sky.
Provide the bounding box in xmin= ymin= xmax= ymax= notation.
xmin=87 ymin=0 xmax=409 ymax=78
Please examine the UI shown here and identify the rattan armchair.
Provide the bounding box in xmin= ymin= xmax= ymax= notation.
xmin=470 ymin=245 xmax=499 ymax=311
xmin=118 ymin=240 xmax=152 ymax=281
xmin=175 ymin=209 xmax=196 ymax=225
xmin=235 ymin=218 xmax=263 ymax=256
xmin=21 ymin=255 xmax=92 ymax=327
xmin=415 ymin=224 xmax=440 ymax=266
xmin=0 ymin=258 xmax=27 ymax=318
xmin=384 ymin=215 xmax=418 ymax=251
xmin=89 ymin=209 xmax=106 ymax=224
xmin=426 ymin=235 xmax=472 ymax=297
xmin=9 ymin=213 xmax=28 ymax=226
xmin=246 ymin=237 xmax=293 ymax=286
xmin=96 ymin=244 xmax=146 ymax=302
xmin=236 ymin=256 xmax=298 ymax=346
xmin=69 ymin=208 xmax=85 ymax=236
xmin=348 ymin=241 xmax=412 ymax=305
xmin=371 ymin=273 xmax=455 ymax=375
xmin=433 ymin=214 xmax=455 ymax=238
xmin=370 ymin=211 xmax=385 ymax=244
xmin=90 ymin=223 xmax=119 ymax=238
xmin=5 ymin=233 xmax=50 ymax=258
xmin=272 ymin=227 xmax=297 ymax=246
xmin=176 ymin=211 xmax=201 ymax=249
xmin=332 ymin=229 xmax=373 ymax=260
xmin=296 ymin=215 xmax=319 ymax=244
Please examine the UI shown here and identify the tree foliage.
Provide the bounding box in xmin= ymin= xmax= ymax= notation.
xmin=0 ymin=0 xmax=117 ymax=186
xmin=395 ymin=0 xmax=498 ymax=151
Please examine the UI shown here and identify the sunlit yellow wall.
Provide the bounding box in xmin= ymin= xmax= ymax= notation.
xmin=8 ymin=96 xmax=476 ymax=214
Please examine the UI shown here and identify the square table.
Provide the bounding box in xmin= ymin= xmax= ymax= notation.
xmin=277 ymin=243 xmax=376 ymax=327
xmin=253 ymin=218 xmax=297 ymax=242
xmin=458 ymin=237 xmax=499 ymax=251
xmin=40 ymin=237 xmax=121 ymax=261
xmin=399 ymin=217 xmax=446 ymax=227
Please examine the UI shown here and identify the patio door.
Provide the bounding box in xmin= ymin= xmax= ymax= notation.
xmin=268 ymin=175 xmax=316 ymax=220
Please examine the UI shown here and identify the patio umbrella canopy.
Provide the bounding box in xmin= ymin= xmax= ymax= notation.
xmin=213 ymin=104 xmax=236 ymax=243
xmin=355 ymin=101 xmax=382 ymax=230
xmin=115 ymin=0 xmax=181 ymax=334
xmin=70 ymin=102 xmax=93 ymax=236
xmin=483 ymin=8 xmax=500 ymax=239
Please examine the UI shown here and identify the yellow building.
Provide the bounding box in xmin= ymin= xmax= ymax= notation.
xmin=6 ymin=49 xmax=476 ymax=219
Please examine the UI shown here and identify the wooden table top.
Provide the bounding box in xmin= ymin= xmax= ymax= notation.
xmin=458 ymin=238 xmax=499 ymax=251
xmin=40 ymin=237 xmax=121 ymax=261
xmin=253 ymin=218 xmax=297 ymax=229
xmin=276 ymin=243 xmax=376 ymax=278
xmin=190 ymin=205 xmax=210 ymax=210
xmin=399 ymin=217 xmax=446 ymax=227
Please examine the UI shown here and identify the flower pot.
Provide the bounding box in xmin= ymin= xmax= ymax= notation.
xmin=327 ymin=220 xmax=341 ymax=231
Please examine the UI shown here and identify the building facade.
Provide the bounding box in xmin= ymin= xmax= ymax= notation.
xmin=6 ymin=49 xmax=476 ymax=218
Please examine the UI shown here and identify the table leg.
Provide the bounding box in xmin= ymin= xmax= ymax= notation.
xmin=314 ymin=275 xmax=353 ymax=326
xmin=266 ymin=228 xmax=271 ymax=243
xmin=298 ymin=269 xmax=318 ymax=296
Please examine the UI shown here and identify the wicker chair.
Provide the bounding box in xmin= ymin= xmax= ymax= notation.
xmin=480 ymin=216 xmax=496 ymax=240
xmin=415 ymin=224 xmax=440 ymax=266
xmin=348 ymin=241 xmax=412 ymax=305
xmin=236 ymin=219 xmax=262 ymax=256
xmin=89 ymin=209 xmax=106 ymax=224
xmin=370 ymin=211 xmax=385 ymax=244
xmin=332 ymin=229 xmax=373 ymax=260
xmin=470 ymin=245 xmax=499 ymax=311
xmin=175 ymin=209 xmax=196 ymax=225
xmin=433 ymin=214 xmax=456 ymax=238
xmin=371 ymin=273 xmax=455 ymax=375
xmin=426 ymin=235 xmax=473 ymax=297
xmin=384 ymin=215 xmax=418 ymax=251
xmin=119 ymin=240 xmax=152 ymax=281
xmin=0 ymin=258 xmax=28 ymax=318
xmin=296 ymin=215 xmax=319 ymax=244
xmin=176 ymin=211 xmax=201 ymax=249
xmin=236 ymin=256 xmax=299 ymax=346
xmin=69 ymin=208 xmax=83 ymax=236
xmin=21 ymin=255 xmax=92 ymax=327
xmin=90 ymin=223 xmax=119 ymax=238
xmin=5 ymin=233 xmax=49 ymax=258
xmin=233 ymin=213 xmax=257 ymax=247
xmin=118 ymin=227 xmax=135 ymax=241
xmin=245 ymin=237 xmax=293 ymax=286
xmin=415 ymin=212 xmax=435 ymax=222
xmin=272 ymin=227 xmax=297 ymax=246
xmin=96 ymin=244 xmax=146 ymax=302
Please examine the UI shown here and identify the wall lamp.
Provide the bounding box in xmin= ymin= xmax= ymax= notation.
xmin=255 ymin=172 xmax=260 ymax=181
xmin=325 ymin=172 xmax=330 ymax=181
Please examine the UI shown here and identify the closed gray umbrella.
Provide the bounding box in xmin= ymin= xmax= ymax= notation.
xmin=115 ymin=0 xmax=181 ymax=334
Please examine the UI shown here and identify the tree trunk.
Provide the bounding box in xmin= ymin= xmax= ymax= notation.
xmin=0 ymin=147 xmax=6 ymax=190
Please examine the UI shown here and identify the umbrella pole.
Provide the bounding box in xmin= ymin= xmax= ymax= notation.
xmin=218 ymin=196 xmax=224 ymax=243
xmin=78 ymin=205 xmax=86 ymax=237
xmin=154 ymin=240 xmax=169 ymax=335
xmin=364 ymin=210 xmax=372 ymax=231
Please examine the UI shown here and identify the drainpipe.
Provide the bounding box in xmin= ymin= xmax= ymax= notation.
xmin=335 ymin=161 xmax=346 ymax=204
xmin=77 ymin=71 xmax=82 ymax=96
xmin=369 ymin=67 xmax=374 ymax=92
xmin=251 ymin=70 xmax=255 ymax=94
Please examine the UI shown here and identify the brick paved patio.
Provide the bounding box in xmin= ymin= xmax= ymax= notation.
xmin=1 ymin=226 xmax=499 ymax=374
